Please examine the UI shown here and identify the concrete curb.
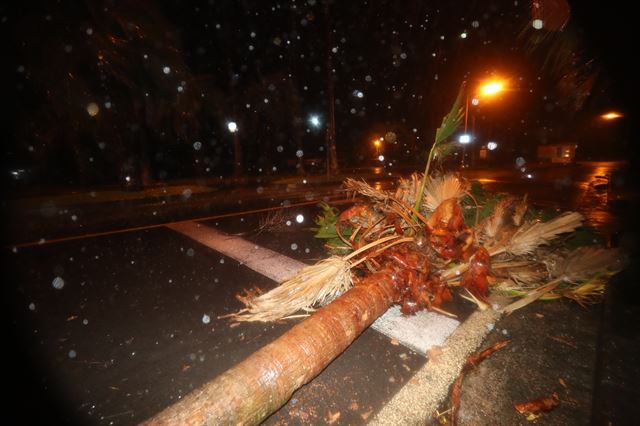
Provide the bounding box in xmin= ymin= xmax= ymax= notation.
xmin=370 ymin=308 xmax=502 ymax=425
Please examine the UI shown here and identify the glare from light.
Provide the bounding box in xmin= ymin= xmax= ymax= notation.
xmin=227 ymin=121 xmax=238 ymax=133
xmin=308 ymin=114 xmax=321 ymax=127
xmin=479 ymin=80 xmax=505 ymax=97
xmin=459 ymin=134 xmax=472 ymax=144
xmin=373 ymin=140 xmax=381 ymax=147
xmin=487 ymin=141 xmax=498 ymax=151
xmin=601 ymin=111 xmax=623 ymax=120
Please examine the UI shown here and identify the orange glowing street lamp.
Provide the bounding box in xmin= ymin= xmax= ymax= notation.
xmin=464 ymin=78 xmax=507 ymax=133
xmin=601 ymin=111 xmax=623 ymax=120
xmin=373 ymin=137 xmax=382 ymax=156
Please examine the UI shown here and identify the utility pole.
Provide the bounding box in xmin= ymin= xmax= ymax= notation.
xmin=324 ymin=0 xmax=338 ymax=176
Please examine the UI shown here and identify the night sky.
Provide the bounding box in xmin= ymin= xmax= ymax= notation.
xmin=3 ymin=0 xmax=635 ymax=186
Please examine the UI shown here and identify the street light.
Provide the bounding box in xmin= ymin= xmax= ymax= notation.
xmin=373 ymin=137 xmax=382 ymax=156
xmin=601 ymin=111 xmax=623 ymax=120
xmin=308 ymin=114 xmax=321 ymax=128
xmin=227 ymin=121 xmax=241 ymax=176
xmin=461 ymin=78 xmax=508 ymax=167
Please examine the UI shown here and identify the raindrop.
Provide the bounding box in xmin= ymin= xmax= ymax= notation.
xmin=295 ymin=214 xmax=304 ymax=223
xmin=291 ymin=243 xmax=298 ymax=251
xmin=276 ymin=145 xmax=284 ymax=153
xmin=186 ymin=248 xmax=195 ymax=257
xmin=202 ymin=314 xmax=211 ymax=324
xmin=86 ymin=102 xmax=99 ymax=117
xmin=256 ymin=186 xmax=264 ymax=194
xmin=219 ymin=258 xmax=225 ymax=264
xmin=83 ymin=319 xmax=88 ymax=325
xmin=52 ymin=276 xmax=65 ymax=290
xmin=163 ymin=66 xmax=171 ymax=74
xmin=296 ymin=150 xmax=304 ymax=158
xmin=28 ymin=303 xmax=35 ymax=311
xmin=181 ymin=188 xmax=193 ymax=199
xmin=71 ymin=215 xmax=77 ymax=221
xmin=532 ymin=19 xmax=544 ymax=30
xmin=68 ymin=350 xmax=77 ymax=359
xmin=515 ymin=157 xmax=526 ymax=168
xmin=193 ymin=141 xmax=202 ymax=151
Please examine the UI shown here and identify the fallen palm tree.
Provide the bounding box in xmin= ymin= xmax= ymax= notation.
xmin=142 ymin=86 xmax=623 ymax=425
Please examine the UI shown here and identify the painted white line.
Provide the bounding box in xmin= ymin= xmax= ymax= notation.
xmin=166 ymin=222 xmax=306 ymax=283
xmin=168 ymin=221 xmax=460 ymax=355
xmin=372 ymin=307 xmax=459 ymax=355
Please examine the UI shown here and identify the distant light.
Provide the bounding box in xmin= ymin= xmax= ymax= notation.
xmin=532 ymin=19 xmax=544 ymax=30
xmin=308 ymin=114 xmax=321 ymax=127
xmin=479 ymin=81 xmax=505 ymax=96
xmin=526 ymin=173 xmax=533 ymax=179
xmin=487 ymin=141 xmax=498 ymax=151
xmin=227 ymin=121 xmax=238 ymax=133
xmin=86 ymin=102 xmax=100 ymax=117
xmin=601 ymin=111 xmax=623 ymax=120
xmin=459 ymin=134 xmax=472 ymax=144
xmin=125 ymin=175 xmax=131 ymax=182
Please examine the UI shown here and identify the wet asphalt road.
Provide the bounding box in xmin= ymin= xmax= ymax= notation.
xmin=7 ymin=206 xmax=432 ymax=425
xmin=5 ymin=161 xmax=638 ymax=425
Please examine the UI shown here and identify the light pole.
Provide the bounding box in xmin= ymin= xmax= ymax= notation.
xmin=373 ymin=137 xmax=382 ymax=157
xmin=227 ymin=121 xmax=242 ymax=177
xmin=460 ymin=78 xmax=507 ymax=168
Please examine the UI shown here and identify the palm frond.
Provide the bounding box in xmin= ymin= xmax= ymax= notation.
xmin=501 ymin=246 xmax=624 ymax=314
xmin=232 ymin=256 xmax=352 ymax=322
xmin=343 ymin=178 xmax=389 ymax=202
xmin=423 ymin=174 xmax=467 ymax=212
xmin=493 ymin=211 xmax=584 ymax=256
xmin=434 ymin=86 xmax=465 ymax=146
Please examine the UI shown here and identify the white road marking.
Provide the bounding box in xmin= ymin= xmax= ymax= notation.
xmin=166 ymin=221 xmax=306 ymax=283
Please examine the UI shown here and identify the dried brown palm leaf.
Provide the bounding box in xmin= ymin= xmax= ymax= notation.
xmin=394 ymin=173 xmax=421 ymax=206
xmin=423 ymin=173 xmax=467 ymax=212
xmin=343 ymin=178 xmax=389 ymax=202
xmin=480 ymin=197 xmax=514 ymax=242
xmin=512 ymin=194 xmax=529 ymax=226
xmin=548 ymin=246 xmax=623 ymax=283
xmin=501 ymin=246 xmax=623 ymax=314
xmin=561 ymin=278 xmax=607 ymax=307
xmin=231 ymin=235 xmax=401 ymax=322
xmin=233 ymin=256 xmax=352 ymax=322
xmin=491 ymin=211 xmax=584 ymax=257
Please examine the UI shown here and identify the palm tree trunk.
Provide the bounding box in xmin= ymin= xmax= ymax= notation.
xmin=140 ymin=277 xmax=396 ymax=425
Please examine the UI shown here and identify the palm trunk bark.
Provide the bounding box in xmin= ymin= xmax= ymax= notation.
xmin=141 ymin=278 xmax=395 ymax=425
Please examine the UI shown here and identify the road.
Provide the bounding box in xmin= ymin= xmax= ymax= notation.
xmin=4 ymin=160 xmax=637 ymax=425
